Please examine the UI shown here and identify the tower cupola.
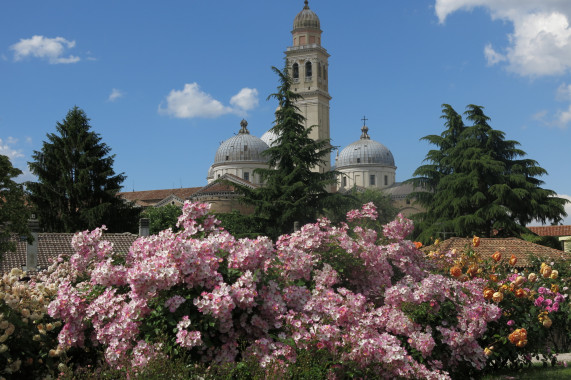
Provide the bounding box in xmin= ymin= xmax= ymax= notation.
xmin=292 ymin=1 xmax=322 ymax=46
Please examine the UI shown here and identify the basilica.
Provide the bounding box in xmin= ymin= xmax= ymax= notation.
xmin=120 ymin=1 xmax=419 ymax=217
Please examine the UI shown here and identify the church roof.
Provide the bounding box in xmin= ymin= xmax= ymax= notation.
xmin=119 ymin=187 xmax=201 ymax=207
xmin=213 ymin=120 xmax=269 ymax=165
xmin=293 ymin=1 xmax=320 ymax=30
xmin=528 ymin=225 xmax=571 ymax=237
xmin=336 ymin=125 xmax=395 ymax=168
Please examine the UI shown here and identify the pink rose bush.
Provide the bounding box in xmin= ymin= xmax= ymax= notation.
xmin=40 ymin=201 xmax=504 ymax=378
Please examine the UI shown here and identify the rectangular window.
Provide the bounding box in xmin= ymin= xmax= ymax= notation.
xmin=384 ymin=175 xmax=388 ymax=186
xmin=370 ymin=175 xmax=375 ymax=186
xmin=342 ymin=176 xmax=347 ymax=187
xmin=244 ymin=172 xmax=250 ymax=181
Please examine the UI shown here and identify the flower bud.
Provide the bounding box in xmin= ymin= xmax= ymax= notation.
xmin=473 ymin=236 xmax=480 ymax=247
xmin=492 ymin=251 xmax=502 ymax=262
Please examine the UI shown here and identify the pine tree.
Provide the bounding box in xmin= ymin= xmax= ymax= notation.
xmin=411 ymin=104 xmax=567 ymax=242
xmin=0 ymin=154 xmax=31 ymax=255
xmin=27 ymin=107 xmax=138 ymax=232
xmin=239 ymin=66 xmax=337 ymax=239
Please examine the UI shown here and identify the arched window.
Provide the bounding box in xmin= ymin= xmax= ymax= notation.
xmin=323 ymin=67 xmax=327 ymax=80
xmin=305 ymin=61 xmax=312 ymax=78
xmin=292 ymin=63 xmax=299 ymax=79
xmin=318 ymin=63 xmax=321 ymax=78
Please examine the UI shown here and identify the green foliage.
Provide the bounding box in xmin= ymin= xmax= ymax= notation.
xmin=0 ymin=155 xmax=31 ymax=255
xmin=411 ymin=104 xmax=568 ymax=243
xmin=27 ymin=107 xmax=139 ymax=233
xmin=141 ymin=204 xmax=182 ymax=235
xmin=520 ymin=233 xmax=563 ymax=250
xmin=238 ymin=66 xmax=338 ymax=239
xmin=215 ymin=210 xmax=265 ymax=239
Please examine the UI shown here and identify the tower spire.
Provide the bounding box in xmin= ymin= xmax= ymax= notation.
xmin=304 ymin=0 xmax=309 ymax=9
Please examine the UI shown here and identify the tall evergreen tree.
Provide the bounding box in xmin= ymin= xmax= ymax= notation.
xmin=239 ymin=66 xmax=337 ymax=239
xmin=27 ymin=107 xmax=139 ymax=232
xmin=0 ymin=154 xmax=31 ymax=255
xmin=411 ymin=104 xmax=567 ymax=242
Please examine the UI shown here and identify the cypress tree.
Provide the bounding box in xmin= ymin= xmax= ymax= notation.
xmin=411 ymin=104 xmax=567 ymax=242
xmin=239 ymin=66 xmax=337 ymax=239
xmin=0 ymin=154 xmax=31 ymax=255
xmin=27 ymin=107 xmax=138 ymax=232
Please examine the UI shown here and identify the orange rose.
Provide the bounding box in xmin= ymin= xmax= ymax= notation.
xmin=516 ymin=339 xmax=528 ymax=348
xmin=542 ymin=266 xmax=552 ymax=278
xmin=483 ymin=288 xmax=494 ymax=300
xmin=413 ymin=241 xmax=423 ymax=249
xmin=515 ymin=289 xmax=526 ymax=298
xmin=509 ymin=254 xmax=517 ymax=266
xmin=492 ymin=291 xmax=503 ymax=303
xmin=472 ymin=236 xmax=480 ymax=247
xmin=450 ymin=266 xmax=462 ymax=278
xmin=490 ymin=274 xmax=498 ymax=282
xmin=492 ymin=251 xmax=502 ymax=262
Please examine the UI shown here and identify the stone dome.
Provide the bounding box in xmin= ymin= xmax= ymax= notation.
xmin=214 ymin=120 xmax=269 ymax=164
xmin=293 ymin=1 xmax=320 ymax=30
xmin=336 ymin=125 xmax=395 ymax=168
xmin=261 ymin=129 xmax=279 ymax=147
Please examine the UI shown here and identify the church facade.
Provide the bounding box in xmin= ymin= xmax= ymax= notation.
xmin=120 ymin=1 xmax=418 ymax=215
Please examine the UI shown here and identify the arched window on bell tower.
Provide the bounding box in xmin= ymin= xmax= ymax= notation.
xmin=292 ymin=63 xmax=299 ymax=79
xmin=305 ymin=61 xmax=312 ymax=78
xmin=318 ymin=63 xmax=321 ymax=78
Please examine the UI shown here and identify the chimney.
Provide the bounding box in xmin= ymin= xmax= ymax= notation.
xmin=25 ymin=219 xmax=40 ymax=272
xmin=139 ymin=218 xmax=150 ymax=237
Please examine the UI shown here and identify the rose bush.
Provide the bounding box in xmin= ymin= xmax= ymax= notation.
xmin=20 ymin=201 xmax=502 ymax=379
xmin=425 ymin=240 xmax=571 ymax=371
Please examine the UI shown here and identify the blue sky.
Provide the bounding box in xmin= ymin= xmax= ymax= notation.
xmin=1 ymin=0 xmax=570 ymax=224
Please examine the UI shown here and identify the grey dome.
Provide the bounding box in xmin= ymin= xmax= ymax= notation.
xmin=214 ymin=120 xmax=269 ymax=164
xmin=261 ymin=129 xmax=279 ymax=147
xmin=293 ymin=1 xmax=320 ymax=30
xmin=337 ymin=125 xmax=395 ymax=168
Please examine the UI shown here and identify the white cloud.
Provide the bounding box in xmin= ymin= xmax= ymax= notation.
xmin=230 ymin=88 xmax=259 ymax=111
xmin=108 ymin=88 xmax=124 ymax=102
xmin=483 ymin=43 xmax=506 ymax=65
xmin=158 ymin=83 xmax=259 ymax=119
xmin=554 ymin=104 xmax=571 ymax=127
xmin=435 ymin=1 xmax=571 ymax=76
xmin=11 ymin=35 xmax=80 ymax=64
xmin=0 ymin=138 xmax=24 ymax=160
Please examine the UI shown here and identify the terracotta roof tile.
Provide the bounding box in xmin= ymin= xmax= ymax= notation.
xmin=119 ymin=187 xmax=201 ymax=206
xmin=1 ymin=233 xmax=138 ymax=273
xmin=425 ymin=237 xmax=570 ymax=268
xmin=528 ymin=225 xmax=571 ymax=237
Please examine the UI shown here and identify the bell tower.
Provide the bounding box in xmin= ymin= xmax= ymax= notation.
xmin=286 ymin=0 xmax=332 ymax=172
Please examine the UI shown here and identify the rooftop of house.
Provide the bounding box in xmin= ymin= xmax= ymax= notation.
xmin=1 ymin=233 xmax=138 ymax=274
xmin=527 ymin=225 xmax=571 ymax=237
xmin=424 ymin=237 xmax=570 ymax=268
